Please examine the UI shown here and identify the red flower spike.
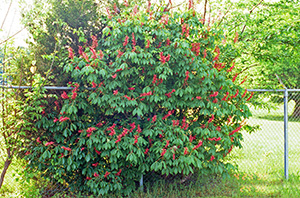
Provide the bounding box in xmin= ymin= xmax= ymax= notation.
xmin=134 ymin=135 xmax=139 ymax=144
xmin=227 ymin=62 xmax=235 ymax=72
xmin=146 ymin=40 xmax=150 ymax=48
xmin=36 ymin=137 xmax=41 ymax=144
xmin=229 ymin=125 xmax=242 ymax=136
xmin=94 ymin=172 xmax=99 ymax=177
xmin=112 ymin=74 xmax=117 ymax=79
xmin=132 ymin=33 xmax=136 ymax=46
xmin=240 ymin=76 xmax=247 ymax=84
xmin=128 ymin=87 xmax=135 ymax=91
xmin=61 ymin=91 xmax=69 ymax=99
xmin=91 ymin=35 xmax=98 ymax=49
xmin=117 ymin=50 xmax=124 ymax=58
xmin=232 ymin=73 xmax=238 ymax=82
xmin=123 ymin=35 xmax=129 ymax=46
xmin=86 ymin=177 xmax=92 ymax=180
xmin=99 ymin=50 xmax=104 ymax=59
xmin=94 ymin=147 xmax=101 ymax=155
xmin=90 ymin=47 xmax=97 ymax=60
xmin=144 ymin=148 xmax=149 ymax=155
xmin=209 ymin=91 xmax=219 ymax=97
xmin=151 ymin=115 xmax=157 ymax=123
xmin=45 ymin=141 xmax=54 ymax=146
xmin=137 ymin=125 xmax=142 ymax=133
xmin=233 ymin=89 xmax=239 ymax=98
xmin=161 ymin=149 xmax=167 ymax=157
xmin=165 ymin=140 xmax=170 ymax=148
xmin=193 ymin=140 xmax=203 ymax=150
xmin=116 ymin=169 xmax=122 ymax=176
xmin=213 ymin=98 xmax=218 ymax=103
xmin=247 ymin=92 xmax=254 ymax=101
xmin=222 ymin=92 xmax=229 ymax=101
xmin=203 ymin=49 xmax=207 ymax=59
xmin=82 ymin=52 xmax=90 ymax=62
xmin=53 ymin=118 xmax=59 ymax=123
xmin=166 ymin=38 xmax=170 ymax=46
xmin=234 ymin=32 xmax=239 ymax=43
xmin=209 ymin=155 xmax=215 ymax=161
xmin=152 ymin=74 xmax=157 ymax=84
xmin=68 ymin=47 xmax=74 ymax=59
xmin=78 ymin=46 xmax=83 ymax=55
xmin=113 ymin=90 xmax=118 ymax=95
xmin=61 ymin=146 xmax=72 ymax=151
xmin=81 ymin=147 xmax=85 ymax=151
xmin=184 ymin=147 xmax=188 ymax=155
xmin=208 ymin=114 xmax=214 ymax=123
xmin=59 ymin=116 xmax=70 ymax=122
xmin=92 ymin=163 xmax=98 ymax=167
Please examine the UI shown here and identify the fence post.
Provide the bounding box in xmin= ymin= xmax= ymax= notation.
xmin=284 ymin=88 xmax=289 ymax=180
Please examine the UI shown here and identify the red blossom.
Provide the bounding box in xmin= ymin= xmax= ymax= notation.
xmin=140 ymin=91 xmax=152 ymax=97
xmin=209 ymin=91 xmax=219 ymax=97
xmin=222 ymin=92 xmax=229 ymax=101
xmin=99 ymin=50 xmax=104 ymax=59
xmin=209 ymin=155 xmax=215 ymax=161
xmin=116 ymin=169 xmax=122 ymax=176
xmin=189 ymin=135 xmax=196 ymax=142
xmin=146 ymin=40 xmax=150 ymax=48
xmin=92 ymin=163 xmax=98 ymax=167
xmin=144 ymin=148 xmax=149 ymax=155
xmin=240 ymin=76 xmax=247 ymax=84
xmin=87 ymin=127 xmax=96 ymax=133
xmin=152 ymin=74 xmax=157 ymax=84
xmin=227 ymin=62 xmax=235 ymax=72
xmin=94 ymin=172 xmax=99 ymax=177
xmin=203 ymin=49 xmax=207 ymax=59
xmin=132 ymin=33 xmax=136 ymax=46
xmin=86 ymin=177 xmax=92 ymax=180
xmin=213 ymin=98 xmax=218 ymax=103
xmin=247 ymin=92 xmax=254 ymax=101
xmin=94 ymin=147 xmax=101 ymax=155
xmin=82 ymin=52 xmax=90 ymax=62
xmin=53 ymin=118 xmax=59 ymax=123
xmin=59 ymin=153 xmax=64 ymax=158
xmin=172 ymin=120 xmax=179 ymax=127
xmin=151 ymin=115 xmax=157 ymax=123
xmin=196 ymin=96 xmax=201 ymax=100
xmin=233 ymin=89 xmax=239 ymax=98
xmin=123 ymin=95 xmax=133 ymax=101
xmin=112 ymin=74 xmax=117 ymax=79
xmin=78 ymin=130 xmax=83 ymax=133
xmin=137 ymin=125 xmax=142 ymax=133
xmin=36 ymin=137 xmax=41 ymax=144
xmin=165 ymin=89 xmax=175 ymax=98
xmin=161 ymin=148 xmax=167 ymax=157
xmin=166 ymin=38 xmax=170 ymax=46
xmin=216 ymin=126 xmax=221 ymax=131
xmin=68 ymin=47 xmax=74 ymax=59
xmin=116 ymin=68 xmax=123 ymax=72
xmin=113 ymin=90 xmax=118 ymax=95
xmin=90 ymin=47 xmax=97 ymax=60
xmin=61 ymin=91 xmax=69 ymax=99
xmin=234 ymin=32 xmax=239 ymax=43
xmin=123 ymin=35 xmax=129 ymax=46
xmin=232 ymin=73 xmax=238 ymax=82
xmin=133 ymin=5 xmax=138 ymax=15
xmin=78 ymin=46 xmax=83 ymax=55
xmin=184 ymin=147 xmax=188 ymax=155
xmin=59 ymin=116 xmax=70 ymax=122
xmin=25 ymin=151 xmax=30 ymax=155
xmin=91 ymin=35 xmax=98 ymax=49
xmin=128 ymin=87 xmax=135 ymax=91
xmin=81 ymin=147 xmax=85 ymax=151
xmin=45 ymin=141 xmax=54 ymax=146
xmin=104 ymin=171 xmax=110 ymax=178
xmin=229 ymin=125 xmax=242 ymax=136
xmin=193 ymin=140 xmax=203 ymax=150
xmin=208 ymin=114 xmax=214 ymax=123
xmin=134 ymin=135 xmax=139 ymax=144
xmin=165 ymin=140 xmax=170 ymax=148
xmin=71 ymin=91 xmax=77 ymax=100
xmin=61 ymin=146 xmax=72 ymax=151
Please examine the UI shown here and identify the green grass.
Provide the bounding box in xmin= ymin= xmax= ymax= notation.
xmin=1 ymin=101 xmax=300 ymax=197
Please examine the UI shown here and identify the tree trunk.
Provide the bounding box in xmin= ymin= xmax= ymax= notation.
xmin=0 ymin=158 xmax=12 ymax=190
xmin=292 ymin=99 xmax=300 ymax=119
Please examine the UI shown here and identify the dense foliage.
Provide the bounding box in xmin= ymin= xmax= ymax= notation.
xmin=25 ymin=3 xmax=253 ymax=196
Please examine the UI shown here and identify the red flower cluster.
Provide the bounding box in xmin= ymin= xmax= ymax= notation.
xmin=208 ymin=114 xmax=214 ymax=123
xmin=107 ymin=124 xmax=116 ymax=136
xmin=184 ymin=71 xmax=190 ymax=86
xmin=53 ymin=118 xmax=59 ymax=123
xmin=90 ymin=47 xmax=97 ymax=60
xmin=209 ymin=91 xmax=219 ymax=98
xmin=113 ymin=90 xmax=118 ymax=95
xmin=144 ymin=148 xmax=149 ymax=155
xmin=61 ymin=91 xmax=69 ymax=99
xmin=151 ymin=115 xmax=157 ymax=123
xmin=181 ymin=23 xmax=189 ymax=37
xmin=68 ymin=47 xmax=74 ymax=59
xmin=184 ymin=147 xmax=188 ymax=155
xmin=191 ymin=43 xmax=200 ymax=56
xmin=166 ymin=38 xmax=171 ymax=46
xmin=172 ymin=120 xmax=179 ymax=127
xmin=94 ymin=147 xmax=101 ymax=155
xmin=91 ymin=35 xmax=98 ymax=49
xmin=61 ymin=146 xmax=72 ymax=151
xmin=59 ymin=116 xmax=70 ymax=122
xmin=133 ymin=135 xmax=139 ymax=144
xmin=210 ymin=155 xmax=215 ymax=161
xmin=137 ymin=125 xmax=142 ymax=133
xmin=213 ymin=46 xmax=220 ymax=61
xmin=247 ymin=92 xmax=254 ymax=101
xmin=87 ymin=127 xmax=96 ymax=137
xmin=222 ymin=92 xmax=229 ymax=101
xmin=227 ymin=62 xmax=235 ymax=72
xmin=124 ymin=95 xmax=134 ymax=101
xmin=229 ymin=125 xmax=242 ymax=136
xmin=233 ymin=89 xmax=239 ymax=98
xmin=181 ymin=117 xmax=189 ymax=130
xmin=132 ymin=33 xmax=136 ymax=46
xmin=117 ymin=50 xmax=124 ymax=58
xmin=208 ymin=137 xmax=221 ymax=141
xmin=99 ymin=50 xmax=104 ymax=59
xmin=189 ymin=134 xmax=196 ymax=142
xmin=116 ymin=169 xmax=122 ymax=176
xmin=115 ymin=128 xmax=129 ymax=143
xmin=146 ymin=40 xmax=150 ymax=48
xmin=160 ymin=14 xmax=169 ymax=25
xmin=36 ymin=137 xmax=41 ymax=144
xmin=232 ymin=73 xmax=239 ymax=82
xmin=129 ymin=122 xmax=136 ymax=133
xmin=161 ymin=148 xmax=167 ymax=157
xmin=92 ymin=162 xmax=98 ymax=167
xmin=162 ymin=110 xmax=174 ymax=120
xmin=45 ymin=141 xmax=54 ymax=146
xmin=128 ymin=87 xmax=135 ymax=90
xmin=159 ymin=52 xmax=171 ymax=64
xmin=165 ymin=140 xmax=170 ymax=148
xmin=140 ymin=91 xmax=152 ymax=97
xmin=193 ymin=140 xmax=203 ymax=150
xmin=165 ymin=89 xmax=175 ymax=98
xmin=112 ymin=74 xmax=117 ymax=79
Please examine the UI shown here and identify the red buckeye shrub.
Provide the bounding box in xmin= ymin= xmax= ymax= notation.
xmin=26 ymin=3 xmax=252 ymax=196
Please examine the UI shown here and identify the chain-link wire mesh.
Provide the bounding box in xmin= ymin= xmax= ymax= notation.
xmin=1 ymin=88 xmax=300 ymax=197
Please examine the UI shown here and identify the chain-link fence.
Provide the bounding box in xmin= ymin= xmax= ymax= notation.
xmin=1 ymin=87 xmax=300 ymax=197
